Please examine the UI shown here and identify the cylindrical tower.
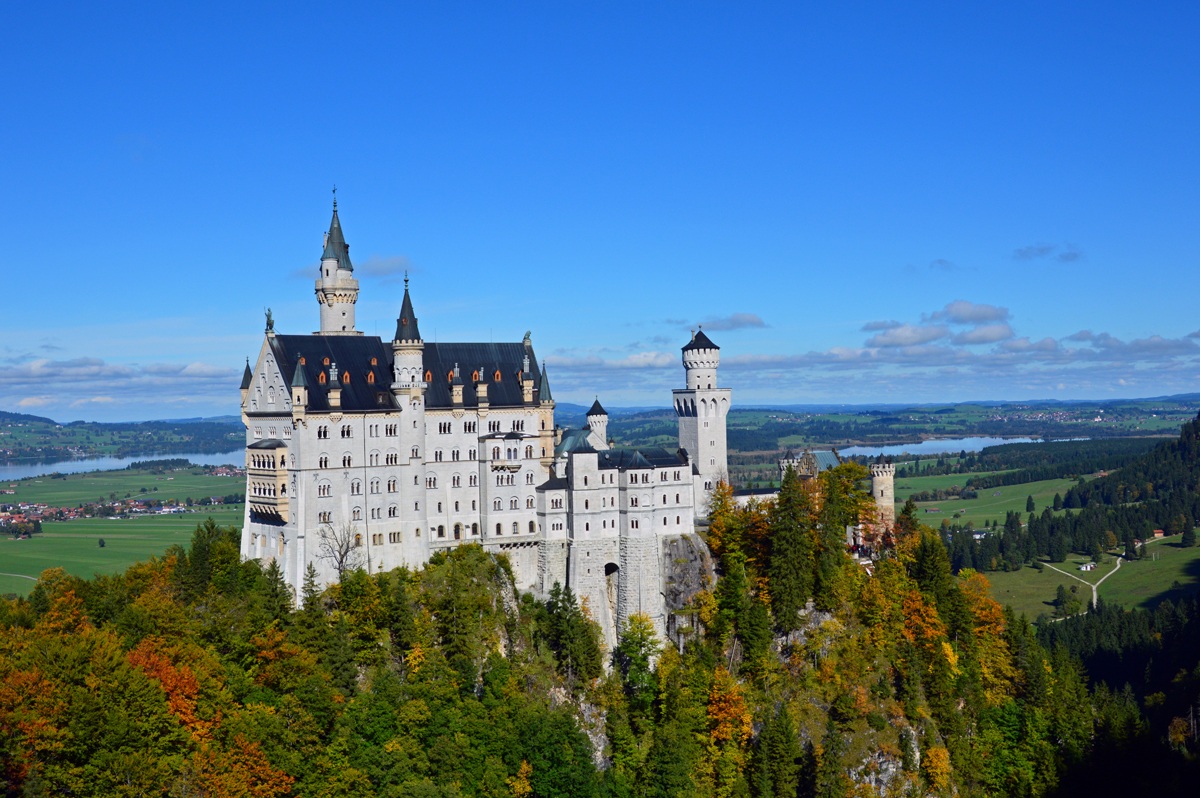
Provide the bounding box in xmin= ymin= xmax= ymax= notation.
xmin=870 ymin=463 xmax=896 ymax=526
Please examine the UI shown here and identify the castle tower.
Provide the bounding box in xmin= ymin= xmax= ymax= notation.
xmin=586 ymin=399 xmax=609 ymax=448
xmin=390 ymin=277 xmax=425 ymax=394
xmin=673 ymin=329 xmax=731 ymax=504
xmin=314 ymin=192 xmax=362 ymax=335
xmin=870 ymin=463 xmax=896 ymax=527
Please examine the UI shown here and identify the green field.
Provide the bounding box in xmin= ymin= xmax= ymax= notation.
xmin=4 ymin=467 xmax=243 ymax=506
xmin=1097 ymin=539 xmax=1200 ymax=609
xmin=0 ymin=505 xmax=243 ymax=597
xmin=898 ymin=473 xmax=1083 ymax=529
xmin=983 ymin=539 xmax=1200 ymax=619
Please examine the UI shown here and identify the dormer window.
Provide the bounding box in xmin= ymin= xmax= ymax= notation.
xmin=370 ymin=357 xmax=377 ymax=366
xmin=318 ymin=372 xmax=327 ymax=385
xmin=493 ymin=369 xmax=502 ymax=381
xmin=471 ymin=370 xmax=480 ymax=382
xmin=342 ymin=371 xmax=350 ymax=385
xmin=424 ymin=370 xmax=432 ymax=382
xmin=367 ymin=372 xmax=375 ymax=384
xmin=323 ymin=357 xmax=330 ymax=366
xmin=299 ymin=356 xmax=306 ymax=365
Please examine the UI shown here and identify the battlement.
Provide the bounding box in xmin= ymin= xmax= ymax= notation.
xmin=870 ymin=463 xmax=895 ymax=478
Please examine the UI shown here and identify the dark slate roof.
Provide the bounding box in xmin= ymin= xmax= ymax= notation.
xmin=423 ymin=342 xmax=541 ymax=409
xmin=555 ymin=428 xmax=596 ymax=457
xmin=394 ymin=285 xmax=421 ymax=342
xmin=597 ymin=447 xmax=688 ymax=471
xmin=321 ymin=205 xmax=353 ymax=272
xmin=586 ymin=399 xmax=607 ymax=417
xmin=781 ymin=449 xmax=842 ymax=473
xmin=248 ymin=438 xmax=288 ymax=449
xmin=537 ymin=476 xmax=569 ymax=492
xmin=268 ymin=334 xmax=395 ymax=413
xmin=241 ymin=359 xmax=253 ymax=390
xmin=682 ymin=329 xmax=719 ymax=352
xmin=539 ymin=362 xmax=553 ymax=403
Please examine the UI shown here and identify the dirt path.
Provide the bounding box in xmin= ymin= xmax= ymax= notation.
xmin=0 ymin=572 xmax=38 ymax=582
xmin=1043 ymin=556 xmax=1122 ymax=608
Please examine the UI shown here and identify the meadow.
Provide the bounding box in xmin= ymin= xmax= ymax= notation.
xmin=895 ymin=471 xmax=1083 ymax=528
xmin=1 ymin=466 xmax=245 ymax=596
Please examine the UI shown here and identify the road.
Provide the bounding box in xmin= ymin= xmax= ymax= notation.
xmin=1042 ymin=555 xmax=1122 ymax=611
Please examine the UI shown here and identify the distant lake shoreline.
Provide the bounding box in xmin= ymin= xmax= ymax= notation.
xmin=0 ymin=451 xmax=244 ymax=482
xmin=839 ymin=436 xmax=1049 ymax=457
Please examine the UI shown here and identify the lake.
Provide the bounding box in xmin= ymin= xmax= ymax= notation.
xmin=839 ymin=436 xmax=1045 ymax=458
xmin=0 ymin=451 xmax=244 ymax=482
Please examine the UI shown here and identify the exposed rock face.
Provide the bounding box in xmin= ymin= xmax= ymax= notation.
xmin=661 ymin=533 xmax=714 ymax=612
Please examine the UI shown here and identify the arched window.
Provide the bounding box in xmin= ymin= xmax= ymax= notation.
xmin=526 ymin=497 xmax=534 ymax=508
xmin=370 ymin=357 xmax=377 ymax=366
xmin=453 ymin=524 xmax=462 ymax=540
xmin=318 ymin=372 xmax=327 ymax=385
xmin=342 ymin=371 xmax=350 ymax=384
xmin=471 ymin=523 xmax=478 ymax=536
xmin=512 ymin=522 xmax=518 ymax=535
xmin=524 ymin=445 xmax=533 ymax=459
xmin=510 ymin=498 xmax=518 ymax=509
xmin=367 ymin=371 xmax=375 ymax=384
xmin=354 ymin=533 xmax=362 ymax=546
xmin=323 ymin=357 xmax=330 ymax=366
xmin=493 ymin=499 xmax=502 ymax=510
xmin=437 ymin=526 xmax=445 ymax=538
xmin=496 ymin=523 xmax=503 ymax=536
xmin=424 ymin=370 xmax=432 ymax=382
xmin=529 ymin=520 xmax=536 ymax=534
xmin=493 ymin=369 xmax=502 ymax=381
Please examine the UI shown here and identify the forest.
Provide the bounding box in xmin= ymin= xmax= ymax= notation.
xmin=5 ymin=456 xmax=1198 ymax=796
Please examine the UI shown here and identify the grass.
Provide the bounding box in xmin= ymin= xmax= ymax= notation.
xmin=983 ymin=538 xmax=1200 ymax=619
xmin=1097 ymin=538 xmax=1200 ymax=609
xmin=0 ymin=505 xmax=243 ymax=596
xmin=4 ymin=467 xmax=243 ymax=506
xmin=983 ymin=559 xmax=1106 ymax=621
xmin=900 ymin=474 xmax=1083 ymax=529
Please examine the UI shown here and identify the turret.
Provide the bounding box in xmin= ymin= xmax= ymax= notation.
xmin=870 ymin=463 xmax=896 ymax=527
xmin=586 ymin=399 xmax=609 ymax=448
xmin=327 ymin=363 xmax=342 ymax=409
xmin=314 ymin=191 xmax=362 ymax=335
xmin=291 ymin=356 xmax=309 ymax=423
xmin=240 ymin=358 xmax=253 ymax=407
xmin=390 ymin=276 xmax=426 ymax=396
xmin=682 ymin=328 xmax=720 ymax=390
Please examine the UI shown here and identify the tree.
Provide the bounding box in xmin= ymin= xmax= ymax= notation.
xmin=768 ymin=467 xmax=814 ymax=632
xmin=1026 ymin=495 xmax=1035 ymax=513
xmin=316 ymin=522 xmax=364 ymax=582
xmin=1182 ymin=524 xmax=1197 ymax=548
xmin=613 ymin=613 xmax=660 ymax=731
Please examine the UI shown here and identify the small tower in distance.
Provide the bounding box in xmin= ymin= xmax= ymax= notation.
xmin=586 ymin=399 xmax=609 ymax=449
xmin=870 ymin=463 xmax=896 ymax=527
xmin=674 ymin=328 xmax=731 ymax=505
xmin=315 ymin=190 xmax=362 ymax=335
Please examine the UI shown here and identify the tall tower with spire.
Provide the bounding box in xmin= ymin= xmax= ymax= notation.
xmin=315 ymin=190 xmax=362 ymax=335
xmin=673 ymin=328 xmax=731 ymax=508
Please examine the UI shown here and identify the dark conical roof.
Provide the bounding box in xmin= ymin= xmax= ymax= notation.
xmin=290 ymin=358 xmax=309 ymax=388
xmin=240 ymin=359 xmax=253 ymax=389
xmin=321 ymin=202 xmax=353 ymax=272
xmin=394 ymin=282 xmax=422 ymax=342
xmin=682 ymin=329 xmax=719 ymax=352
xmin=538 ymin=361 xmax=553 ymax=403
xmin=587 ymin=398 xmax=607 ymax=417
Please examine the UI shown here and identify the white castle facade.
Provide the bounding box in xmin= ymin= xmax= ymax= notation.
xmin=239 ymin=202 xmax=730 ymax=647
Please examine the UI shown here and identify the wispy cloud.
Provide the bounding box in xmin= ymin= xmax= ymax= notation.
xmin=866 ymin=324 xmax=948 ymax=348
xmin=927 ymin=300 xmax=1010 ymax=325
xmin=687 ymin=313 xmax=767 ymax=331
xmin=1013 ymin=242 xmax=1084 ymax=263
xmin=861 ymin=320 xmax=901 ymax=332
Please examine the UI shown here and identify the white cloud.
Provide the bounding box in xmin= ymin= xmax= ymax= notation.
xmin=866 ymin=324 xmax=948 ymax=348
xmin=17 ymin=396 xmax=54 ymax=408
xmin=952 ymin=323 xmax=1015 ymax=345
xmin=692 ymin=313 xmax=767 ymax=331
xmin=927 ymin=300 xmax=1010 ymax=325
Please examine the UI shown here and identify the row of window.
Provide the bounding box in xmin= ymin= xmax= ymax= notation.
xmin=251 ymin=426 xmax=291 ymax=440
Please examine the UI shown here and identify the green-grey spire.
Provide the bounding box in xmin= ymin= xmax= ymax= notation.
xmin=539 ymin=361 xmax=553 ymax=402
xmin=240 ymin=358 xmax=253 ymax=390
xmin=291 ymin=357 xmax=309 ymax=388
xmin=321 ymin=192 xmax=353 ymax=272
xmin=394 ymin=275 xmax=422 ymax=342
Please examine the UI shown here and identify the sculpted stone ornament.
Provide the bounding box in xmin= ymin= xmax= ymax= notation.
xmin=265 ymin=308 xmax=275 ymax=332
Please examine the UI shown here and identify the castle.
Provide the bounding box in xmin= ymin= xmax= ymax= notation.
xmin=239 ymin=201 xmax=731 ymax=647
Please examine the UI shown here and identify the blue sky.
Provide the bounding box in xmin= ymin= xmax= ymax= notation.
xmin=3 ymin=2 xmax=1198 ymax=422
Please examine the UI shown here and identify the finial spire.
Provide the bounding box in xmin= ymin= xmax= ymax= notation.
xmin=404 ymin=270 xmax=409 ymax=290
xmin=332 ymin=184 xmax=337 ymax=210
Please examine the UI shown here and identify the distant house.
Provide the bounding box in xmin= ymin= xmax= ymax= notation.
xmin=1152 ymin=529 xmax=1165 ymax=538
xmin=1079 ymin=562 xmax=1097 ymax=572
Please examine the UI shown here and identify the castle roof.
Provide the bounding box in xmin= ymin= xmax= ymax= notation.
xmin=597 ymin=447 xmax=688 ymax=471
xmin=682 ymin=329 xmax=718 ymax=352
xmin=240 ymin=359 xmax=253 ymax=390
xmin=555 ymin=427 xmax=596 ymax=457
xmin=394 ymin=283 xmax=421 ymax=342
xmin=321 ymin=203 xmax=353 ymax=272
xmin=268 ymin=335 xmax=393 ymax=412
xmin=586 ymin=399 xmax=607 ymax=417
xmin=538 ymin=361 xmax=553 ymax=403
xmin=423 ymin=343 xmax=542 ymax=408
